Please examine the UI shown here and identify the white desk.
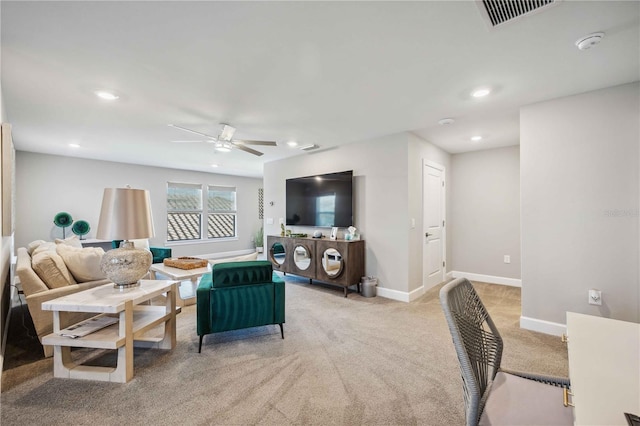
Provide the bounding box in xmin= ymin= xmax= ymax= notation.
xmin=566 ymin=312 xmax=640 ymax=425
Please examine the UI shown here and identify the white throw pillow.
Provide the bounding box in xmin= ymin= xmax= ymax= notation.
xmin=32 ymin=242 xmax=57 ymax=256
xmin=56 ymin=244 xmax=106 ymax=282
xmin=26 ymin=240 xmax=47 ymax=255
xmin=32 ymin=250 xmax=77 ymax=289
xmin=55 ymin=235 xmax=83 ymax=248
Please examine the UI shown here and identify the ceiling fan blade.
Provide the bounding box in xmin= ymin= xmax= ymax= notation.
xmin=233 ymin=139 xmax=277 ymax=146
xmin=168 ymin=124 xmax=218 ymax=140
xmin=233 ymin=143 xmax=264 ymax=156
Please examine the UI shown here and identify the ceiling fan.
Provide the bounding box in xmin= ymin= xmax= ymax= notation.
xmin=169 ymin=123 xmax=277 ymax=156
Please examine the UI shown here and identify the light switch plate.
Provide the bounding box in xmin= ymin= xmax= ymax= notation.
xmin=588 ymin=289 xmax=602 ymax=306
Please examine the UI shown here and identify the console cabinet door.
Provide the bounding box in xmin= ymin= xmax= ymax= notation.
xmin=290 ymin=238 xmax=316 ymax=278
xmin=267 ymin=235 xmax=291 ymax=272
xmin=315 ymin=240 xmax=364 ymax=287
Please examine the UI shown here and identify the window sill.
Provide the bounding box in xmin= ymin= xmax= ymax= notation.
xmin=164 ymin=238 xmax=239 ymax=246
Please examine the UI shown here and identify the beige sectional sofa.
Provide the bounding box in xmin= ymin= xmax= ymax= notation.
xmin=15 ymin=240 xmax=110 ymax=357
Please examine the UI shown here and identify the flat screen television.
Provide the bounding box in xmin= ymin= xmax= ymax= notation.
xmin=286 ymin=170 xmax=353 ymax=227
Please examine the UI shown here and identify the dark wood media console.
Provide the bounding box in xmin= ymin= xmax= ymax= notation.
xmin=267 ymin=235 xmax=365 ymax=297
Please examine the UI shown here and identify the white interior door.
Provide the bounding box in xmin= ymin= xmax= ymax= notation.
xmin=423 ymin=162 xmax=445 ymax=290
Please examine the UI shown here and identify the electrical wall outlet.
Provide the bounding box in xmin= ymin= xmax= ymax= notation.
xmin=588 ymin=289 xmax=602 ymax=306
xmin=504 ymin=255 xmax=511 ymax=264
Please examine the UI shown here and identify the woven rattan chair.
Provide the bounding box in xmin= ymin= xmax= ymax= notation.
xmin=440 ymin=278 xmax=573 ymax=426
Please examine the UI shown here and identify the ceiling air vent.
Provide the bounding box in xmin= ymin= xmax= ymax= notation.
xmin=300 ymin=144 xmax=320 ymax=151
xmin=479 ymin=0 xmax=558 ymax=27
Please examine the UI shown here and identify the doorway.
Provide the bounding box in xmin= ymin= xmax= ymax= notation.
xmin=423 ymin=161 xmax=446 ymax=290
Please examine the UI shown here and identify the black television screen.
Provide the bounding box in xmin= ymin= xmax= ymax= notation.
xmin=286 ymin=171 xmax=353 ymax=227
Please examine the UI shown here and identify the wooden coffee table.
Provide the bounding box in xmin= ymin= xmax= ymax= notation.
xmin=42 ymin=280 xmax=177 ymax=383
xmin=149 ymin=263 xmax=211 ymax=306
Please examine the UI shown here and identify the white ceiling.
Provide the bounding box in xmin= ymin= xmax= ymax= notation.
xmin=2 ymin=1 xmax=638 ymax=178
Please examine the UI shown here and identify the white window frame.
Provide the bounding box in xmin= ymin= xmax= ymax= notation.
xmin=206 ymin=185 xmax=237 ymax=239
xmin=166 ymin=182 xmax=238 ymax=244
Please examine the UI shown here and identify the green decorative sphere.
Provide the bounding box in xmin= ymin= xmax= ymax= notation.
xmin=53 ymin=212 xmax=73 ymax=228
xmin=72 ymin=220 xmax=90 ymax=236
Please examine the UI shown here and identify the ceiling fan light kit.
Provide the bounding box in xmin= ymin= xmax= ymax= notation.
xmin=215 ymin=141 xmax=233 ymax=152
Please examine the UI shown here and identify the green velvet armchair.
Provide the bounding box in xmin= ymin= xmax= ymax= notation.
xmin=111 ymin=240 xmax=172 ymax=264
xmin=196 ymin=261 xmax=285 ymax=353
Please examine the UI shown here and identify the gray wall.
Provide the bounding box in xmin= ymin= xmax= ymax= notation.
xmin=15 ymin=152 xmax=263 ymax=257
xmin=450 ymin=146 xmax=520 ymax=279
xmin=521 ymin=82 xmax=639 ymax=326
xmin=263 ymin=131 xmax=450 ymax=299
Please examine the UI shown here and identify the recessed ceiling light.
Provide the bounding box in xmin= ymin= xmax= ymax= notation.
xmin=471 ymin=136 xmax=483 ymax=141
xmin=438 ymin=118 xmax=455 ymax=126
xmin=94 ymin=90 xmax=119 ymax=101
xmin=68 ymin=143 xmax=80 ymax=148
xmin=575 ymin=32 xmax=605 ymax=50
xmin=471 ymin=88 xmax=491 ymax=98
xmin=287 ymin=141 xmax=298 ymax=147
xmin=211 ymin=164 xmax=219 ymax=168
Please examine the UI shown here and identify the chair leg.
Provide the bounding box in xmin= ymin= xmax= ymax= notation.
xmin=198 ymin=335 xmax=203 ymax=353
xmin=279 ymin=323 xmax=284 ymax=339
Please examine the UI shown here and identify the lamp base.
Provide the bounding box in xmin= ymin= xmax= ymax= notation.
xmin=114 ymin=281 xmax=141 ymax=290
xmin=100 ymin=241 xmax=152 ymax=287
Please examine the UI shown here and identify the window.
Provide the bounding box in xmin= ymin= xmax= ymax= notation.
xmin=167 ymin=182 xmax=237 ymax=242
xmin=207 ymin=186 xmax=236 ymax=239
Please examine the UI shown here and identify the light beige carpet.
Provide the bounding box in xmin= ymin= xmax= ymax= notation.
xmin=1 ymin=276 xmax=568 ymax=425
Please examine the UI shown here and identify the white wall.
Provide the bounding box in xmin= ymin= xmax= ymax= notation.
xmin=264 ymin=131 xmax=450 ymax=300
xmin=15 ymin=152 xmax=263 ymax=257
xmin=521 ymin=82 xmax=639 ymax=331
xmin=450 ymin=146 xmax=520 ymax=281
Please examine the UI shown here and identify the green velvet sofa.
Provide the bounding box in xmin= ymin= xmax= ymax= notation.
xmin=196 ymin=260 xmax=285 ymax=353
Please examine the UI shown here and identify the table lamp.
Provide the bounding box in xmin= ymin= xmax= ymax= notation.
xmin=96 ymin=187 xmax=155 ymax=288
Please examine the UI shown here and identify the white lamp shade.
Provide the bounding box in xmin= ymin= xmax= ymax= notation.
xmin=96 ymin=188 xmax=155 ymax=240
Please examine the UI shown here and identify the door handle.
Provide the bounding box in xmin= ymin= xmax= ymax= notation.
xmin=425 ymin=232 xmax=432 ymax=237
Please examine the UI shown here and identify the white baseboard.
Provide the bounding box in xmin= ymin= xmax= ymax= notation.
xmin=376 ymin=286 xmax=410 ymax=302
xmin=520 ymin=316 xmax=566 ymax=336
xmin=376 ymin=285 xmax=427 ymax=303
xmin=446 ymin=271 xmax=454 ymax=280
xmin=408 ymin=286 xmax=426 ymax=302
xmin=450 ymin=271 xmax=521 ymax=287
xmin=199 ymin=248 xmax=256 ymax=260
